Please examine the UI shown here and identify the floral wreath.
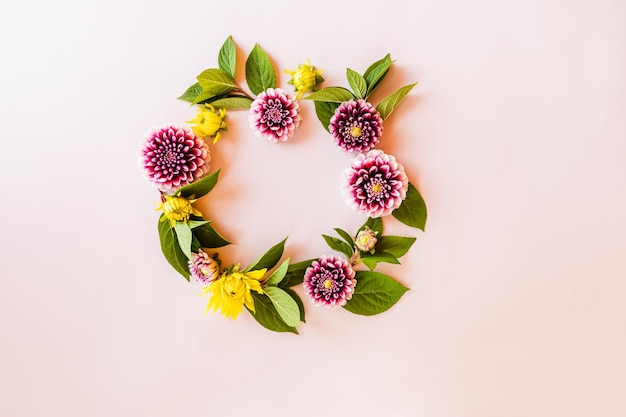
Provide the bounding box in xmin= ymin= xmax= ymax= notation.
xmin=139 ymin=36 xmax=427 ymax=334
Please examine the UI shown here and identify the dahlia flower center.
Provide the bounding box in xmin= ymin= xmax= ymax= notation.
xmin=366 ymin=177 xmax=390 ymax=200
xmin=264 ymin=102 xmax=287 ymax=124
xmin=323 ymin=279 xmax=333 ymax=289
xmin=163 ymin=150 xmax=178 ymax=164
xmin=350 ymin=126 xmax=363 ymax=138
xmin=163 ymin=197 xmax=194 ymax=221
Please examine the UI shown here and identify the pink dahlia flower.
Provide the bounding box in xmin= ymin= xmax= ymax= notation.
xmin=303 ymin=256 xmax=356 ymax=308
xmin=342 ymin=150 xmax=408 ymax=218
xmin=189 ymin=249 xmax=219 ymax=286
xmin=248 ymin=88 xmax=301 ymax=143
xmin=329 ymin=99 xmax=383 ymax=152
xmin=140 ymin=124 xmax=210 ymax=194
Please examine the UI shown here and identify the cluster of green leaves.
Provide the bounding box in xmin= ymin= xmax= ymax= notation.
xmin=242 ymin=238 xmax=313 ymax=334
xmin=321 ymin=215 xmax=423 ymax=316
xmin=178 ymin=36 xmax=279 ymax=110
xmin=158 ymin=171 xmax=230 ymax=279
xmin=304 ymin=54 xmax=417 ymax=131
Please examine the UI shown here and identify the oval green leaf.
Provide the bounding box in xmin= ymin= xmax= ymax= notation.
xmin=197 ymin=68 xmax=238 ymax=95
xmin=245 ymin=44 xmax=276 ymax=96
xmin=342 ymin=271 xmax=409 ymax=316
xmin=264 ymin=258 xmax=290 ymax=287
xmin=158 ymin=215 xmax=190 ymax=280
xmin=178 ymin=169 xmax=220 ymax=199
xmin=392 ymin=182 xmax=427 ymax=230
xmin=192 ymin=221 xmax=231 ymax=248
xmin=305 ymin=86 xmax=355 ymax=103
xmin=374 ymin=236 xmax=416 ymax=258
xmin=314 ymin=101 xmax=339 ymax=132
xmin=248 ymin=292 xmax=298 ymax=334
xmin=218 ymin=36 xmax=236 ymax=78
xmin=177 ymin=82 xmax=202 ymax=103
xmin=346 ymin=68 xmax=367 ymax=98
xmin=263 ymin=286 xmax=301 ymax=327
xmin=207 ymin=96 xmax=252 ymax=110
xmin=376 ymin=82 xmax=417 ymax=120
xmin=322 ymin=234 xmax=353 ymax=257
xmin=244 ymin=237 xmax=287 ymax=273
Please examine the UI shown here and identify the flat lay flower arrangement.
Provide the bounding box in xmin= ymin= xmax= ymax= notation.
xmin=139 ymin=37 xmax=427 ymax=334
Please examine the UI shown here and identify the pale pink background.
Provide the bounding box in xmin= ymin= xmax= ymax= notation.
xmin=1 ymin=0 xmax=625 ymax=416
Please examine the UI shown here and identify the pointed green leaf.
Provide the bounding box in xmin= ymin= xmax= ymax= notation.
xmin=244 ymin=238 xmax=287 ymax=273
xmin=322 ymin=234 xmax=353 ymax=257
xmin=178 ymin=82 xmax=203 ymax=103
xmin=218 ymin=36 xmax=236 ymax=78
xmin=361 ymin=258 xmax=378 ymax=271
xmin=264 ymin=258 xmax=290 ymax=287
xmin=343 ymin=271 xmax=409 ymax=316
xmin=363 ymin=54 xmax=393 ymax=97
xmin=197 ymin=68 xmax=238 ymax=96
xmin=158 ymin=216 xmax=190 ymax=279
xmin=376 ymin=82 xmax=417 ymax=120
xmin=279 ymin=258 xmax=316 ymax=288
xmin=178 ymin=169 xmax=220 ymax=199
xmin=174 ymin=222 xmax=192 ymax=259
xmin=358 ymin=217 xmax=383 ymax=235
xmin=392 ymin=182 xmax=427 ymax=230
xmin=264 ymin=286 xmax=301 ymax=327
xmin=245 ymin=44 xmax=276 ymax=96
xmin=305 ymin=87 xmax=355 ymax=103
xmin=375 ymin=236 xmax=416 ymax=258
xmin=192 ymin=90 xmax=220 ymax=105
xmin=187 ymin=220 xmax=209 ymax=229
xmin=284 ymin=288 xmax=306 ymax=322
xmin=333 ymin=227 xmax=355 ymax=248
xmin=313 ymin=101 xmax=339 ymax=132
xmin=207 ymin=96 xmax=252 ymax=110
xmin=193 ymin=222 xmax=231 ymax=248
xmin=346 ymin=68 xmax=367 ymax=98
xmin=248 ymin=293 xmax=298 ymax=334
xmin=360 ymin=251 xmax=400 ymax=265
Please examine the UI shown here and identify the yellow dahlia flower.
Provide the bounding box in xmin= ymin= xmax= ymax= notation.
xmin=284 ymin=59 xmax=324 ymax=100
xmin=202 ymin=266 xmax=266 ymax=320
xmin=186 ymin=104 xmax=227 ymax=144
xmin=156 ymin=193 xmax=202 ymax=227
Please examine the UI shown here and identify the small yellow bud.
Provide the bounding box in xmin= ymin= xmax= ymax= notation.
xmin=156 ymin=193 xmax=202 ymax=227
xmin=284 ymin=59 xmax=324 ymax=100
xmin=186 ymin=104 xmax=227 ymax=143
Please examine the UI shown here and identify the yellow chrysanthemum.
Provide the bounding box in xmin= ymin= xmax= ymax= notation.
xmin=156 ymin=193 xmax=202 ymax=227
xmin=284 ymin=59 xmax=324 ymax=100
xmin=202 ymin=266 xmax=266 ymax=320
xmin=186 ymin=104 xmax=227 ymax=144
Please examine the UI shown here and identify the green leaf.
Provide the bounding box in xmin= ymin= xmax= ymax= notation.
xmin=279 ymin=258 xmax=316 ymax=288
xmin=346 ymin=68 xmax=367 ymax=99
xmin=314 ymin=101 xmax=339 ymax=132
xmin=158 ymin=216 xmax=190 ymax=280
xmin=244 ymin=237 xmax=287 ymax=273
xmin=192 ymin=90 xmax=220 ymax=105
xmin=192 ymin=222 xmax=231 ymax=248
xmin=322 ymin=234 xmax=353 ymax=257
xmin=361 ymin=258 xmax=378 ymax=271
xmin=284 ymin=288 xmax=306 ymax=322
xmin=207 ymin=96 xmax=252 ymax=110
xmin=174 ymin=222 xmax=192 ymax=259
xmin=360 ymin=251 xmax=400 ymax=265
xmin=264 ymin=258 xmax=290 ymax=287
xmin=248 ymin=292 xmax=298 ymax=334
xmin=333 ymin=227 xmax=355 ymax=248
xmin=197 ymin=68 xmax=238 ymax=96
xmin=245 ymin=44 xmax=276 ymax=96
xmin=263 ymin=286 xmax=301 ymax=327
xmin=363 ymin=54 xmax=393 ymax=97
xmin=218 ymin=36 xmax=236 ymax=78
xmin=178 ymin=169 xmax=220 ymax=199
xmin=304 ymin=86 xmax=355 ymax=103
xmin=177 ymin=82 xmax=203 ymax=103
xmin=343 ymin=271 xmax=409 ymax=316
xmin=392 ymin=182 xmax=427 ymax=230
xmin=376 ymin=82 xmax=417 ymax=120
xmin=187 ymin=220 xmax=209 ymax=229
xmin=359 ymin=217 xmax=383 ymax=235
xmin=375 ymin=236 xmax=416 ymax=258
